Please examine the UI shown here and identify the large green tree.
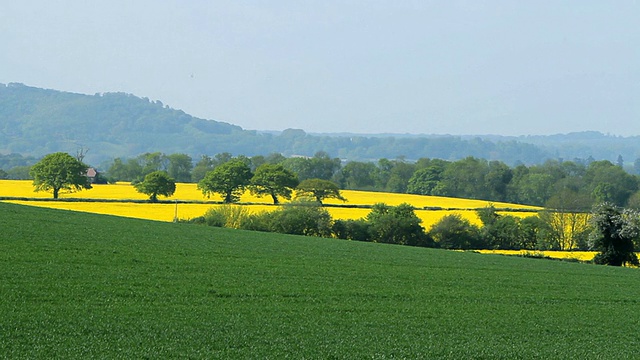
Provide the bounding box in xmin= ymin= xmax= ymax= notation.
xmin=133 ymin=171 xmax=176 ymax=202
xmin=589 ymin=203 xmax=639 ymax=266
xmin=296 ymin=178 xmax=346 ymax=204
xmin=30 ymin=152 xmax=92 ymax=199
xmin=198 ymin=160 xmax=253 ymax=203
xmin=249 ymin=164 xmax=299 ymax=204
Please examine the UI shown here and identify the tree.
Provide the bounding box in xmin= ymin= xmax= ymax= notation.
xmin=339 ymin=161 xmax=378 ymax=190
xmin=137 ymin=152 xmax=168 ymax=177
xmin=106 ymin=157 xmax=143 ymax=182
xmin=477 ymin=206 xmax=522 ymax=250
xmin=133 ymin=171 xmax=176 ymax=202
xmin=0 ymin=169 xmax=7 ymax=179
xmin=282 ymin=152 xmax=341 ymax=181
xmin=589 ymin=203 xmax=639 ymax=266
xmin=585 ymin=160 xmax=638 ymax=206
xmin=407 ymin=163 xmax=447 ymax=195
xmin=249 ymin=164 xmax=299 ymax=204
xmin=30 ymin=152 xmax=92 ymax=199
xmin=428 ymin=214 xmax=483 ymax=249
xmin=166 ymin=153 xmax=193 ymax=183
xmin=296 ymin=178 xmax=346 ymax=204
xmin=366 ymin=203 xmax=432 ymax=246
xmin=198 ymin=160 xmax=253 ymax=203
xmin=191 ymin=155 xmax=216 ymax=183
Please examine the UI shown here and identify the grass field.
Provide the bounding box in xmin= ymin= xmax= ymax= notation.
xmin=2 ymin=202 xmax=640 ymax=358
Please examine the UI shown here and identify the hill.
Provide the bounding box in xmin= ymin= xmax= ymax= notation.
xmin=2 ymin=83 xmax=640 ymax=167
xmin=2 ymin=201 xmax=639 ymax=358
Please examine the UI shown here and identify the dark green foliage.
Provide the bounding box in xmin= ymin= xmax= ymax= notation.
xmin=407 ymin=161 xmax=448 ymax=195
xmin=477 ymin=206 xmax=524 ymax=249
xmin=249 ymin=164 xmax=299 ymax=204
xmin=366 ymin=203 xmax=433 ymax=246
xmin=266 ymin=201 xmax=333 ymax=237
xmin=133 ymin=171 xmax=176 ymax=202
xmin=519 ymin=215 xmax=545 ymax=249
xmin=586 ymin=160 xmax=638 ymax=206
xmin=296 ymin=178 xmax=346 ymax=204
xmin=166 ymin=153 xmax=193 ymax=183
xmin=338 ymin=161 xmax=378 ymax=190
xmin=29 ymin=152 xmax=91 ymax=198
xmin=198 ymin=160 xmax=253 ymax=203
xmin=332 ymin=219 xmax=371 ymax=241
xmin=0 ymin=169 xmax=7 ymax=179
xmin=589 ymin=203 xmax=639 ymax=266
xmin=429 ymin=214 xmax=483 ymax=249
xmin=282 ymin=152 xmax=341 ymax=181
xmin=4 ymin=202 xmax=640 ymax=358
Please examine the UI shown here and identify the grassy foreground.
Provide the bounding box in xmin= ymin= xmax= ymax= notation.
xmin=1 ymin=203 xmax=639 ymax=358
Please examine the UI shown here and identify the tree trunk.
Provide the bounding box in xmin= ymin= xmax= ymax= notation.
xmin=53 ymin=187 xmax=59 ymax=199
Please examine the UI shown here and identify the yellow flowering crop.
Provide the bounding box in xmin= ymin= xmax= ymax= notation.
xmin=475 ymin=249 xmax=597 ymax=262
xmin=1 ymin=180 xmax=540 ymax=227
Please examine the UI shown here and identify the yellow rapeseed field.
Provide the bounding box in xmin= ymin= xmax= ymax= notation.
xmin=476 ymin=249 xmax=597 ymax=262
xmin=1 ymin=180 xmax=540 ymax=228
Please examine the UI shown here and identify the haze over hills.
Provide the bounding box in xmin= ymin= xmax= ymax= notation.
xmin=2 ymin=83 xmax=640 ymax=168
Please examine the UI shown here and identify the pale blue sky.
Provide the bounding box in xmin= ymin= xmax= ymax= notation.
xmin=1 ymin=1 xmax=638 ymax=135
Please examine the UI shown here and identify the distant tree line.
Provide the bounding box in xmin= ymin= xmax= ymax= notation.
xmin=6 ymin=150 xmax=640 ymax=211
xmin=92 ymin=151 xmax=640 ymax=210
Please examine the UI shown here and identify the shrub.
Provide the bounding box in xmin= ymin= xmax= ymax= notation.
xmin=202 ymin=205 xmax=251 ymax=229
xmin=332 ymin=219 xmax=371 ymax=242
xmin=268 ymin=200 xmax=333 ymax=237
xmin=429 ymin=214 xmax=483 ymax=249
xmin=366 ymin=203 xmax=433 ymax=247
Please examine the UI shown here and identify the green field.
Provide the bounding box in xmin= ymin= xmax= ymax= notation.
xmin=2 ymin=202 xmax=640 ymax=358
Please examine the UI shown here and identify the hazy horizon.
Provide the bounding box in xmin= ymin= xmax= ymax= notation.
xmin=2 ymin=1 xmax=638 ymax=136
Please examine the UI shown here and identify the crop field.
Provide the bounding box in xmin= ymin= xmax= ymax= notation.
xmin=477 ymin=250 xmax=598 ymax=262
xmin=2 ymin=201 xmax=640 ymax=358
xmin=0 ymin=180 xmax=539 ymax=227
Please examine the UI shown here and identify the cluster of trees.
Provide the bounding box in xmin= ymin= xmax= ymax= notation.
xmin=99 ymin=151 xmax=640 ymax=210
xmin=190 ymin=201 xmax=640 ymax=267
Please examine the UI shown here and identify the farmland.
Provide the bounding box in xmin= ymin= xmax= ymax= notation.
xmin=2 ymin=201 xmax=640 ymax=358
xmin=0 ymin=180 xmax=539 ymax=227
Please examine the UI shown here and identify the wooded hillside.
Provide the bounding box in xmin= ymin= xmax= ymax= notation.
xmin=2 ymin=83 xmax=639 ymax=166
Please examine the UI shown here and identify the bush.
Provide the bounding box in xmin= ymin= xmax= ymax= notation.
xmin=268 ymin=200 xmax=333 ymax=237
xmin=429 ymin=214 xmax=483 ymax=249
xmin=239 ymin=211 xmax=273 ymax=232
xmin=366 ymin=203 xmax=433 ymax=247
xmin=332 ymin=219 xmax=371 ymax=242
xmin=202 ymin=205 xmax=251 ymax=229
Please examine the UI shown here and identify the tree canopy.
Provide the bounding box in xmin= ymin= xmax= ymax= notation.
xmin=296 ymin=178 xmax=346 ymax=204
xmin=249 ymin=164 xmax=299 ymax=204
xmin=133 ymin=171 xmax=176 ymax=202
xmin=589 ymin=203 xmax=640 ymax=266
xmin=198 ymin=160 xmax=253 ymax=203
xmin=29 ymin=152 xmax=91 ymax=198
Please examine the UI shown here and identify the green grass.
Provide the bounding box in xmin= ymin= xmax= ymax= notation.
xmin=2 ymin=202 xmax=640 ymax=359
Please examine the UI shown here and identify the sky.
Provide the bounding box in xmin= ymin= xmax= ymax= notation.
xmin=1 ymin=1 xmax=639 ymax=136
